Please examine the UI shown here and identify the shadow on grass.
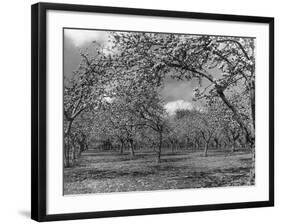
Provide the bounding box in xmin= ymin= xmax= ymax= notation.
xmin=64 ymin=169 xmax=157 ymax=182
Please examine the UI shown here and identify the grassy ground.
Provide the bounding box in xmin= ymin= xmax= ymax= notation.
xmin=63 ymin=149 xmax=253 ymax=195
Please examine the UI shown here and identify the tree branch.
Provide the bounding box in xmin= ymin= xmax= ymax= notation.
xmin=217 ymin=39 xmax=250 ymax=60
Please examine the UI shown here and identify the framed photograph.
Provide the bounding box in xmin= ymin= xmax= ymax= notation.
xmin=31 ymin=2 xmax=274 ymax=222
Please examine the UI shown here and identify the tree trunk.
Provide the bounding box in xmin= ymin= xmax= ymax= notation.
xmin=156 ymin=133 xmax=163 ymax=163
xmin=231 ymin=142 xmax=236 ymax=153
xmin=129 ymin=139 xmax=135 ymax=158
xmin=64 ymin=120 xmax=73 ymax=168
xmin=171 ymin=143 xmax=175 ymax=153
xmin=65 ymin=135 xmax=70 ymax=167
xmin=217 ymin=89 xmax=254 ymax=145
xmin=249 ymin=80 xmax=255 ymax=130
xmin=248 ymin=83 xmax=255 ymax=183
xmin=185 ymin=138 xmax=189 ymax=151
xmin=73 ymin=145 xmax=76 ymax=161
xmin=63 ymin=143 xmax=68 ymax=167
xmin=248 ymin=143 xmax=255 ymax=185
xmin=156 ymin=151 xmax=161 ymax=163
xmin=78 ymin=141 xmax=84 ymax=156
xmin=119 ymin=142 xmax=124 ymax=154
xmin=193 ymin=138 xmax=199 ymax=151
xmin=204 ymin=142 xmax=209 ymax=157
xmin=214 ymin=138 xmax=219 ymax=149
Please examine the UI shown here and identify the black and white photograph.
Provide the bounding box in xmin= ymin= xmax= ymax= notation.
xmin=0 ymin=0 xmax=278 ymax=223
xmin=63 ymin=29 xmax=256 ymax=195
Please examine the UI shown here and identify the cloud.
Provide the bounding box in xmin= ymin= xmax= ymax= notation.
xmin=64 ymin=29 xmax=107 ymax=47
xmin=164 ymin=100 xmax=194 ymax=115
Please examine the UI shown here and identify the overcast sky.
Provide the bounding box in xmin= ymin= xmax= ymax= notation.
xmin=64 ymin=29 xmax=206 ymax=115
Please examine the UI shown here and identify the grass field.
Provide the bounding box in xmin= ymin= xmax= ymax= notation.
xmin=63 ymin=149 xmax=253 ymax=195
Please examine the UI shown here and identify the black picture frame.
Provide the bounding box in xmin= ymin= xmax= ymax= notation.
xmin=31 ymin=2 xmax=274 ymax=222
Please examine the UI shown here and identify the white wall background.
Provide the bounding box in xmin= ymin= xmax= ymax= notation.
xmin=0 ymin=0 xmax=279 ymax=223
